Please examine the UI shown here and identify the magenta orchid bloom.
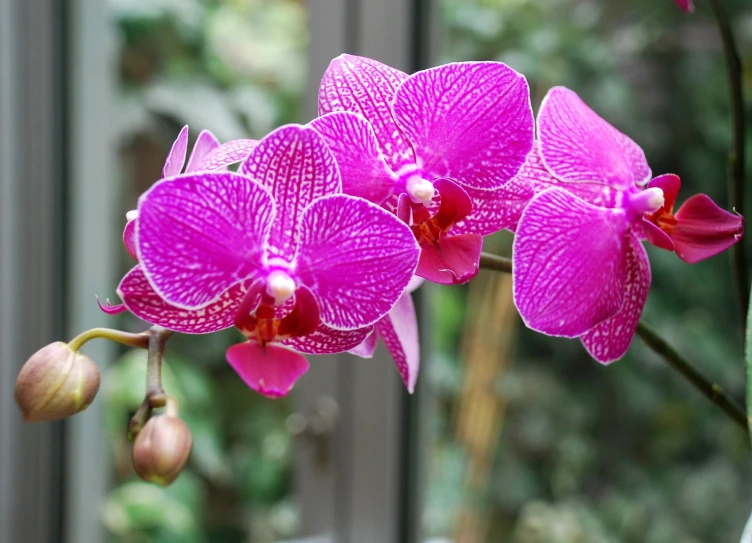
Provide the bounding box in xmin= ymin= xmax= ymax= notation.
xmin=513 ymin=87 xmax=742 ymax=363
xmin=672 ymin=0 xmax=694 ymax=13
xmin=313 ymin=54 xmax=534 ymax=285
xmin=101 ymin=127 xmax=257 ymax=316
xmin=121 ymin=125 xmax=257 ymax=262
xmin=117 ymin=124 xmax=420 ymax=397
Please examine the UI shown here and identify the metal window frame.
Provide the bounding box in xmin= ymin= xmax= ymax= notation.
xmin=0 ymin=2 xmax=115 ymax=542
xmin=296 ymin=1 xmax=438 ymax=541
xmin=63 ymin=2 xmax=117 ymax=543
xmin=0 ymin=1 xmax=66 ymax=541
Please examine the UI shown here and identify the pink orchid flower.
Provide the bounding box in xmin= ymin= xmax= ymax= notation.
xmin=116 ymin=124 xmax=420 ymax=397
xmin=513 ymin=87 xmax=742 ymax=363
xmin=673 ymin=0 xmax=694 ymax=13
xmin=122 ymin=125 xmax=257 ymax=262
xmin=313 ymin=54 xmax=535 ymax=285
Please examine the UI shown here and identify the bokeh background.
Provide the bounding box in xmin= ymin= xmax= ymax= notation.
xmin=2 ymin=0 xmax=752 ymax=542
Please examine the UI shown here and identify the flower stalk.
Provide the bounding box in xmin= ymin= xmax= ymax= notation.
xmin=706 ymin=0 xmax=749 ymax=328
xmin=635 ymin=321 xmax=747 ymax=432
xmin=479 ymin=252 xmax=512 ymax=274
xmin=479 ymin=252 xmax=748 ymax=433
xmin=128 ymin=326 xmax=173 ymax=439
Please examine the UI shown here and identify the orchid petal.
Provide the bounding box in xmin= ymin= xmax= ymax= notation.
xmin=278 ymin=286 xmax=321 ymax=339
xmin=406 ymin=275 xmax=424 ymax=293
xmin=376 ymin=291 xmax=420 ymax=393
xmin=198 ymin=139 xmax=258 ymax=171
xmin=233 ymin=280 xmax=266 ymax=333
xmin=641 ymin=217 xmax=675 ymax=251
xmin=118 ymin=266 xmax=246 ymax=334
xmin=162 ymin=125 xmax=189 ymax=178
xmin=672 ymin=194 xmax=744 ymax=263
xmin=397 ymin=193 xmax=412 ymax=224
xmin=241 ymin=124 xmax=340 ymax=262
xmin=185 ymin=130 xmax=220 ymax=173
xmin=538 ymin=87 xmax=651 ymax=189
xmin=416 ymin=233 xmax=482 ymax=285
xmin=285 ymin=324 xmax=373 ymax=354
xmin=348 ymin=329 xmax=379 ymax=358
xmin=296 ymin=194 xmax=420 ymax=329
xmin=393 ymin=62 xmax=534 ymax=190
xmin=517 ymin=143 xmax=621 ymax=208
xmin=226 ymin=341 xmax=310 ymax=398
xmin=309 ymin=112 xmax=397 ymax=204
xmin=581 ymin=233 xmax=651 ymax=363
xmin=96 ymin=297 xmax=127 ymax=315
xmin=513 ymin=188 xmax=628 ymax=337
xmin=647 ymin=174 xmax=681 ymax=212
xmin=452 ymin=177 xmax=535 ymax=235
xmin=318 ymin=54 xmax=415 ymax=171
xmin=137 ymin=172 xmax=274 ymax=309
xmin=123 ymin=215 xmax=138 ymax=260
xmin=433 ymin=178 xmax=472 ymax=229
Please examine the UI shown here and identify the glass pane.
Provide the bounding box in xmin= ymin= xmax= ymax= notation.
xmin=102 ymin=1 xmax=308 ymax=541
xmin=421 ymin=1 xmax=752 ymax=542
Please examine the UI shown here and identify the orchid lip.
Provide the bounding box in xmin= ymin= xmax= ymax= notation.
xmin=266 ymin=270 xmax=296 ymax=305
xmin=126 ymin=209 xmax=138 ymax=222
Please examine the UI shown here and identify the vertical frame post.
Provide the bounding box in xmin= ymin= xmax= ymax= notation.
xmin=0 ymin=1 xmax=66 ymax=541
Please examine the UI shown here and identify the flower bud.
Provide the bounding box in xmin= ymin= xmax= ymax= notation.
xmin=132 ymin=415 xmax=192 ymax=486
xmin=15 ymin=342 xmax=101 ymax=422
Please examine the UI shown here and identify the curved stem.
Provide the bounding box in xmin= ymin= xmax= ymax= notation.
xmin=636 ymin=321 xmax=746 ymax=431
xmin=145 ymin=326 xmax=172 ymax=402
xmin=479 ymin=252 xmax=747 ymax=432
xmin=68 ymin=327 xmax=149 ymax=352
xmin=479 ymin=252 xmax=512 ymax=274
xmin=706 ymin=0 xmax=749 ymax=329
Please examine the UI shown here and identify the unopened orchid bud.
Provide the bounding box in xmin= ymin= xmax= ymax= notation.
xmin=14 ymin=342 xmax=101 ymax=422
xmin=132 ymin=414 xmax=192 ymax=486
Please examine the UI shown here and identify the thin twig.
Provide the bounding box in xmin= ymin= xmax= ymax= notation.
xmin=479 ymin=252 xmax=748 ymax=432
xmin=636 ymin=321 xmax=747 ymax=432
xmin=706 ymin=0 xmax=749 ymax=328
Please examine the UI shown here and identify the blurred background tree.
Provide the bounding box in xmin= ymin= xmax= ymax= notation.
xmin=102 ymin=0 xmax=752 ymax=541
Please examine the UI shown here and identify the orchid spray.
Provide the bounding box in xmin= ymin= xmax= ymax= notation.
xmin=13 ymin=0 xmax=752 ymax=493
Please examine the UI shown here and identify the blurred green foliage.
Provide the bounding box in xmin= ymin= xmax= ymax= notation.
xmin=425 ymin=0 xmax=752 ymax=542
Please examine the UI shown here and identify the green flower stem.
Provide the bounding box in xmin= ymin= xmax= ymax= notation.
xmin=128 ymin=326 xmax=174 ymax=439
xmin=479 ymin=253 xmax=748 ymax=433
xmin=479 ymin=252 xmax=512 ymax=274
xmin=145 ymin=326 xmax=172 ymax=402
xmin=706 ymin=0 xmax=749 ymax=329
xmin=68 ymin=327 xmax=149 ymax=352
xmin=635 ymin=321 xmax=746 ymax=432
